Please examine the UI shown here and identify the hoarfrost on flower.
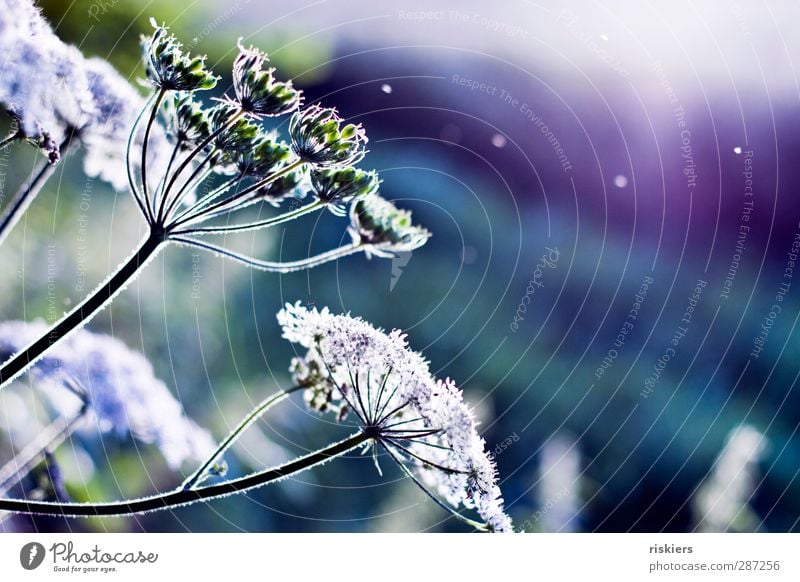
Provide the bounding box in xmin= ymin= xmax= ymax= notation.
xmin=277 ymin=302 xmax=513 ymax=532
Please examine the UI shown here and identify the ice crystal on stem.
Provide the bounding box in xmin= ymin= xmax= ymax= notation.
xmin=278 ymin=302 xmax=513 ymax=532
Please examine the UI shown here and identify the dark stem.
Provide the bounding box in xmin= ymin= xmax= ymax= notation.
xmin=158 ymin=110 xmax=244 ymax=223
xmin=168 ymin=171 xmax=244 ymax=226
xmin=182 ymin=385 xmax=303 ymax=490
xmin=151 ymin=138 xmax=182 ymax=221
xmin=174 ymin=159 xmax=304 ymax=227
xmin=0 ymin=233 xmax=165 ymax=390
xmin=140 ymin=88 xmax=166 ymax=224
xmin=162 ymin=146 xmax=217 ymax=222
xmin=0 ymin=400 xmax=89 ymax=494
xmin=0 ymin=129 xmax=20 ymax=150
xmin=0 ymin=136 xmax=73 ymax=247
xmin=0 ymin=431 xmax=370 ymax=517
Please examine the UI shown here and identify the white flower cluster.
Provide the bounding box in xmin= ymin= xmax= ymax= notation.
xmin=277 ymin=302 xmax=513 ymax=532
xmin=0 ymin=321 xmax=216 ymax=469
xmin=0 ymin=0 xmax=167 ymax=188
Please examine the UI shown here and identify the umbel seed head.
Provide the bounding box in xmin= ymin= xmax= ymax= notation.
xmin=207 ymin=102 xmax=260 ymax=157
xmin=233 ymin=132 xmax=291 ymax=177
xmin=311 ymin=167 xmax=379 ymax=215
xmin=141 ymin=19 xmax=218 ymax=92
xmin=255 ymin=166 xmax=308 ymax=207
xmin=288 ymin=105 xmax=367 ymax=168
xmin=166 ymin=93 xmax=210 ymax=149
xmin=349 ymin=195 xmax=431 ymax=257
xmin=233 ymin=41 xmax=302 ymax=117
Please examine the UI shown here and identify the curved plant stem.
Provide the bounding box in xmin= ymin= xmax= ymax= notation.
xmin=158 ymin=110 xmax=245 ymax=223
xmin=173 ymin=237 xmax=363 ymax=273
xmin=169 ymin=171 xmax=244 ymax=225
xmin=172 ymin=199 xmax=322 ymax=236
xmin=151 ymin=139 xmax=182 ymax=220
xmin=0 ymin=232 xmax=166 ymax=390
xmin=140 ymin=88 xmax=166 ymax=224
xmin=182 ymin=385 xmax=302 ymax=490
xmin=126 ymin=92 xmax=158 ymax=221
xmin=0 ymin=431 xmax=371 ymax=517
xmin=380 ymin=442 xmax=487 ymax=531
xmin=172 ymin=159 xmax=304 ymax=227
xmin=0 ymin=136 xmax=73 ymax=247
xmin=0 ymin=130 xmax=20 ymax=150
xmin=0 ymin=401 xmax=89 ymax=495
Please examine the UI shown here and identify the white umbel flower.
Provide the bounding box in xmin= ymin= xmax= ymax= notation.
xmin=0 ymin=321 xmax=216 ymax=469
xmin=0 ymin=0 xmax=95 ymax=159
xmin=0 ymin=0 xmax=170 ymax=186
xmin=277 ymin=302 xmax=513 ymax=532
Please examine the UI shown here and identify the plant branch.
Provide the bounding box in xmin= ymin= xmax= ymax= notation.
xmin=0 ymin=135 xmax=73 ymax=247
xmin=0 ymin=431 xmax=371 ymax=517
xmin=172 ymin=237 xmax=362 ymax=273
xmin=171 ymin=199 xmax=323 ymax=237
xmin=0 ymin=128 xmax=21 ymax=150
xmin=172 ymin=159 xmax=304 ymax=228
xmin=380 ymin=442 xmax=487 ymax=531
xmin=0 ymin=233 xmax=166 ymax=390
xmin=182 ymin=385 xmax=302 ymax=490
xmin=140 ymin=88 xmax=167 ymax=224
xmin=126 ymin=92 xmax=159 ymax=222
xmin=168 ymin=171 xmax=244 ymax=226
xmin=0 ymin=399 xmax=89 ymax=495
xmin=157 ymin=110 xmax=245 ymax=223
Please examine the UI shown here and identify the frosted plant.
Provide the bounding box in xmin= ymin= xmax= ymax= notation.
xmin=0 ymin=306 xmax=511 ymax=533
xmin=0 ymin=0 xmax=171 ymax=245
xmin=0 ymin=321 xmax=216 ymax=470
xmin=0 ymin=9 xmax=505 ymax=534
xmin=278 ymin=302 xmax=513 ymax=532
xmin=0 ymin=0 xmax=83 ymax=160
xmin=693 ymin=425 xmax=767 ymax=532
xmin=0 ymin=18 xmax=427 ymax=392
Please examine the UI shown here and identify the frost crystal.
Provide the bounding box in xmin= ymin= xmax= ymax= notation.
xmin=277 ymin=302 xmax=513 ymax=532
xmin=0 ymin=321 xmax=216 ymax=469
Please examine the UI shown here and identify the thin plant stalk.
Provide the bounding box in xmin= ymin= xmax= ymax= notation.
xmin=171 ymin=199 xmax=322 ymax=236
xmin=0 ymin=232 xmax=166 ymax=390
xmin=0 ymin=402 xmax=89 ymax=495
xmin=0 ymin=135 xmax=73 ymax=247
xmin=140 ymin=88 xmax=167 ymax=224
xmin=174 ymin=159 xmax=304 ymax=226
xmin=158 ymin=110 xmax=245 ymax=222
xmin=182 ymin=386 xmax=302 ymax=490
xmin=169 ymin=171 xmax=244 ymax=225
xmin=0 ymin=130 xmax=20 ymax=150
xmin=173 ymin=237 xmax=363 ymax=273
xmin=0 ymin=430 xmax=372 ymax=517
